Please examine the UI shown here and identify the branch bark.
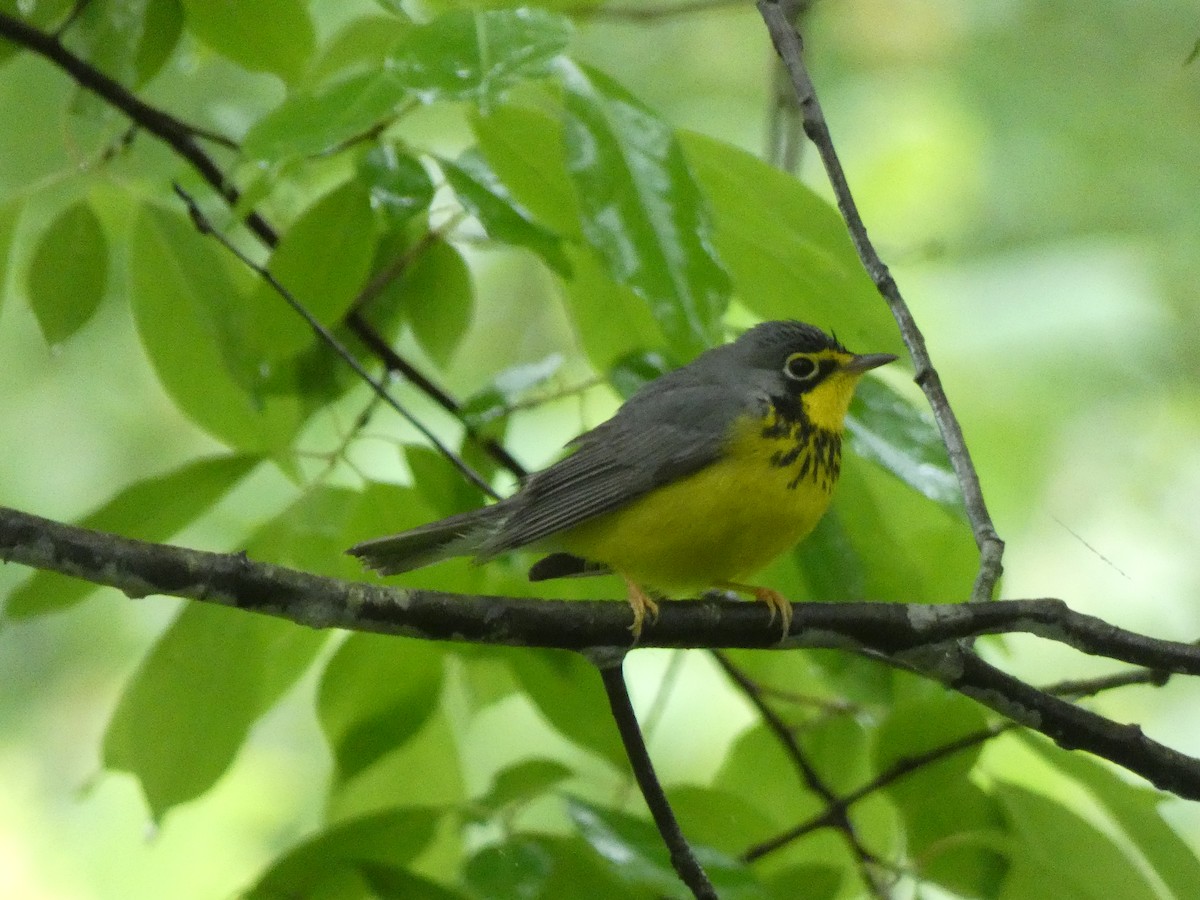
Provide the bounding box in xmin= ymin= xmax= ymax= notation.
xmin=4 ymin=504 xmax=1200 ymax=800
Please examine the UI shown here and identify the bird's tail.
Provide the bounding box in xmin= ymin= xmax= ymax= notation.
xmin=347 ymin=505 xmax=505 ymax=575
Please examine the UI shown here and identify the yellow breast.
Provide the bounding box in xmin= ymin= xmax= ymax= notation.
xmin=557 ymin=412 xmax=839 ymax=591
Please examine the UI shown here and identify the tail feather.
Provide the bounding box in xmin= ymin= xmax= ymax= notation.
xmin=347 ymin=506 xmax=504 ymax=575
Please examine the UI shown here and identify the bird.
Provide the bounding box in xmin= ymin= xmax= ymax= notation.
xmin=348 ymin=320 xmax=896 ymax=640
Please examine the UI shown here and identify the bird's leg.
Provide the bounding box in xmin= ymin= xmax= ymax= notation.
xmin=718 ymin=581 xmax=793 ymax=641
xmin=621 ymin=575 xmax=659 ymax=641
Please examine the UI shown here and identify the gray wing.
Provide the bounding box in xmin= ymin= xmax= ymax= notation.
xmin=479 ymin=382 xmax=757 ymax=556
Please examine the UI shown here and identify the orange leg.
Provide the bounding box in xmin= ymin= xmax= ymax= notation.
xmin=719 ymin=582 xmax=793 ymax=641
xmin=621 ymin=575 xmax=660 ymax=641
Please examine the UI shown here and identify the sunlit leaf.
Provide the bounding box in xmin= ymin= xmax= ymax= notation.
xmin=103 ymin=602 xmax=326 ymax=818
xmin=996 ymin=783 xmax=1159 ymax=900
xmin=401 ymin=238 xmax=474 ymax=367
xmin=27 ymin=200 xmax=108 ymax=345
xmin=440 ymin=150 xmax=571 ymax=276
xmin=180 ymin=0 xmax=314 ymax=83
xmin=129 ymin=207 xmax=303 ymax=450
xmin=318 ymin=633 xmax=445 ymax=784
xmin=875 ymin=695 xmax=1008 ymax=897
xmin=471 ymin=103 xmax=580 ymax=236
xmin=1021 ymin=733 xmax=1200 ymax=899
xmin=7 ymin=455 xmax=259 ymax=618
xmin=249 ymin=181 xmax=377 ymax=361
xmin=847 ymin=378 xmax=962 ymax=511
xmin=243 ymin=71 xmax=411 ymax=161
xmin=387 ymin=8 xmax=571 ymax=109
xmin=508 ymin=650 xmax=625 ymax=769
xmin=559 ymin=61 xmax=730 ymax=358
xmin=679 ymin=131 xmax=899 ymax=356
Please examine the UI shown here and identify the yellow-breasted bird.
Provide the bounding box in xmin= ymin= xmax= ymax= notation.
xmin=348 ymin=320 xmax=896 ymax=639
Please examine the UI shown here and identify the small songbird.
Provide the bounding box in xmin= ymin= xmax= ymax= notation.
xmin=349 ymin=320 xmax=896 ymax=639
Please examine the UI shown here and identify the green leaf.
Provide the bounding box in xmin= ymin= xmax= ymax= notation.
xmin=317 ymin=633 xmax=445 ymax=784
xmin=847 ymin=378 xmax=962 ymax=511
xmin=380 ymin=237 xmax=474 ymax=368
xmin=559 ymin=62 xmax=730 ymax=358
xmin=561 ymin=244 xmax=667 ymax=373
xmin=134 ymin=0 xmax=184 ymax=84
xmin=360 ymin=145 xmax=435 ymax=228
xmin=472 ymin=758 xmax=574 ymax=817
xmin=0 ymin=0 xmax=74 ymax=64
xmin=243 ymin=71 xmax=411 ymax=161
xmin=6 ymin=455 xmax=259 ymax=618
xmin=243 ymin=807 xmax=444 ymax=899
xmin=996 ymin=783 xmax=1159 ymax=900
xmin=465 ymin=835 xmax=629 ymax=900
xmin=103 ymin=602 xmax=326 ymax=818
xmin=65 ymin=0 xmax=183 ymax=90
xmin=567 ymin=798 xmax=763 ymax=898
xmin=405 ymin=445 xmax=488 ymax=519
xmin=1021 ymin=733 xmax=1200 ymax=900
xmin=27 ymin=200 xmax=108 ymax=345
xmin=508 ymin=650 xmax=626 ymax=769
xmin=129 ymin=207 xmax=303 ymax=451
xmin=471 ymin=103 xmax=581 ymax=236
xmin=249 ymin=181 xmax=377 ymax=360
xmin=440 ymin=150 xmax=571 ymax=276
xmin=875 ymin=695 xmax=1008 ymax=897
xmin=387 ymin=8 xmax=572 ymax=110
xmin=679 ymin=131 xmax=901 ymax=357
xmin=0 ymin=199 xmax=20 ymax=316
xmin=180 ymin=0 xmax=314 ymax=83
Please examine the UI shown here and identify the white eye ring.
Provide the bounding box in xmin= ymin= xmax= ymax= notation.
xmin=784 ymin=354 xmax=819 ymax=381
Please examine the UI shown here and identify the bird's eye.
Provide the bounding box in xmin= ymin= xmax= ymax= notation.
xmin=783 ymin=354 xmax=819 ymax=382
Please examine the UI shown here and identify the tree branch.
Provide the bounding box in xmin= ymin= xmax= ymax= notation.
xmin=595 ymin=660 xmax=717 ymax=899
xmin=755 ymin=1 xmax=1005 ymax=603
xmin=711 ymin=651 xmax=892 ymax=897
xmin=0 ymin=11 xmax=273 ymax=245
xmin=4 ymin=504 xmax=1200 ymax=800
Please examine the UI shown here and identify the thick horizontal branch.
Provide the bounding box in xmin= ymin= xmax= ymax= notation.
xmin=2 ymin=505 xmax=1198 ymax=664
xmin=4 ymin=504 xmax=1200 ymax=800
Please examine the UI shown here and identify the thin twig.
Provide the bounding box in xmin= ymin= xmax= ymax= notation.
xmin=755 ymin=1 xmax=1005 ymax=603
xmin=595 ymin=661 xmax=717 ymax=900
xmin=172 ymin=185 xmax=498 ymax=499
xmin=710 ymin=650 xmax=892 ymax=898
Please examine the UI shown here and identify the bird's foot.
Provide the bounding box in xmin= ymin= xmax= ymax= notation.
xmin=720 ymin=582 xmax=793 ymax=642
xmin=622 ymin=576 xmax=659 ymax=642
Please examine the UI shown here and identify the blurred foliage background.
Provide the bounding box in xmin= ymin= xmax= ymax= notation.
xmin=1 ymin=0 xmax=1199 ymax=897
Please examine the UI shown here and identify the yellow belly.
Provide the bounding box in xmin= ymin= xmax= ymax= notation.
xmin=557 ymin=417 xmax=835 ymax=591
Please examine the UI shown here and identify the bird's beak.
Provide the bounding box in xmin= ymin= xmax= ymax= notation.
xmin=843 ymin=352 xmax=898 ymax=373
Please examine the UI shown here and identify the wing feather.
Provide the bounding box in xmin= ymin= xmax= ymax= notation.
xmin=480 ymin=383 xmax=754 ymax=555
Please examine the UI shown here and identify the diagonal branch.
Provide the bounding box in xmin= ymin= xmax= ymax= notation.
xmin=595 ymin=659 xmax=717 ymax=899
xmin=710 ymin=650 xmax=892 ymax=898
xmin=755 ymin=0 xmax=1005 ymax=604
xmin=743 ymin=666 xmax=1173 ymax=862
xmin=0 ymin=11 xmax=273 ymax=245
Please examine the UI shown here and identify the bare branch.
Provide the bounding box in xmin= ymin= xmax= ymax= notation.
xmin=711 ymin=651 xmax=893 ymax=897
xmin=4 ymin=504 xmax=1200 ymax=801
xmin=595 ymin=661 xmax=717 ymax=899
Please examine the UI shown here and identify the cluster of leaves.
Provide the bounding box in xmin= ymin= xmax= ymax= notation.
xmin=2 ymin=2 xmax=1197 ymax=898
